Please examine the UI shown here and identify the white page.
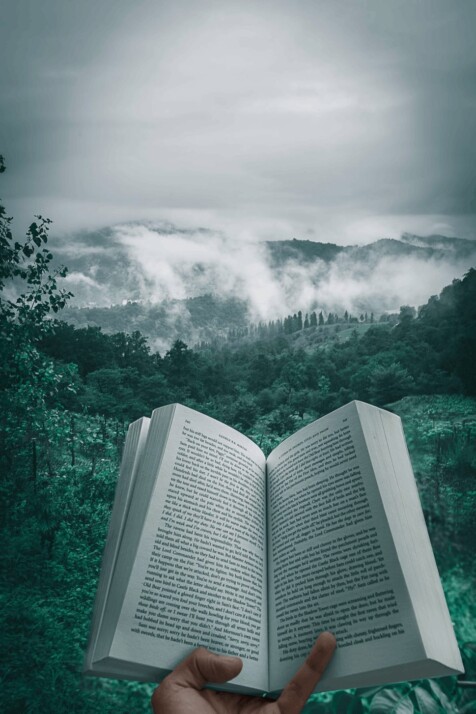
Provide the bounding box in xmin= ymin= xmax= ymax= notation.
xmin=267 ymin=402 xmax=423 ymax=692
xmin=111 ymin=405 xmax=269 ymax=692
xmin=85 ymin=417 xmax=150 ymax=671
xmin=358 ymin=403 xmax=463 ymax=673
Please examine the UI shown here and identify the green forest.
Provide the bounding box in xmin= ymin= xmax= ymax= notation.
xmin=1 ymin=160 xmax=476 ymax=713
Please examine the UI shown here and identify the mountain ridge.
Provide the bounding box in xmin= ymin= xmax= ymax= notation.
xmin=51 ymin=225 xmax=476 ymax=308
xmin=50 ymin=224 xmax=475 ymax=349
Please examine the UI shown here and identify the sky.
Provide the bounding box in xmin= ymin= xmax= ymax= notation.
xmin=1 ymin=0 xmax=476 ymax=245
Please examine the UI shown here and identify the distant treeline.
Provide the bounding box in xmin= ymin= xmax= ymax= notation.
xmin=226 ymin=307 xmax=396 ymax=342
xmin=62 ymin=296 xmax=397 ymax=349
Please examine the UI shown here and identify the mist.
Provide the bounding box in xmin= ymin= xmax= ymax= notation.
xmin=54 ymin=223 xmax=476 ymax=321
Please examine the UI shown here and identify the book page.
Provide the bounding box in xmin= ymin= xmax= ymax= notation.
xmin=85 ymin=417 xmax=150 ymax=671
xmin=267 ymin=402 xmax=423 ymax=692
xmin=357 ymin=404 xmax=463 ymax=674
xmin=111 ymin=405 xmax=269 ymax=692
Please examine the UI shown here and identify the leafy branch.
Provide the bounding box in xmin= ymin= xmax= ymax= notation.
xmin=0 ymin=155 xmax=73 ymax=338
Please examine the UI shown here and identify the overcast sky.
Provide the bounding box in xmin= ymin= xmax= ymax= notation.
xmin=1 ymin=0 xmax=476 ymax=243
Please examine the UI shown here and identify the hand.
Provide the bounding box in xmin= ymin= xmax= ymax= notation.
xmin=151 ymin=631 xmax=336 ymax=714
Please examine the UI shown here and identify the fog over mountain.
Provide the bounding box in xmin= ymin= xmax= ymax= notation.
xmin=52 ymin=222 xmax=476 ymax=345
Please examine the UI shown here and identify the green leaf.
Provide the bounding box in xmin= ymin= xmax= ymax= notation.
xmin=331 ymin=691 xmax=365 ymax=714
xmin=302 ymin=700 xmax=326 ymax=713
xmin=426 ymin=680 xmax=453 ymax=710
xmin=371 ymin=689 xmax=414 ymax=714
xmin=434 ymin=677 xmax=457 ymax=698
xmin=356 ymin=686 xmax=385 ymax=699
xmin=413 ymin=686 xmax=444 ymax=714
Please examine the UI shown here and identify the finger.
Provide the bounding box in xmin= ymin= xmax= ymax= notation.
xmin=166 ymin=647 xmax=243 ymax=689
xmin=277 ymin=632 xmax=336 ymax=714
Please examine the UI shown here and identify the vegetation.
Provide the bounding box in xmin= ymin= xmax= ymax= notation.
xmin=1 ymin=160 xmax=475 ymax=712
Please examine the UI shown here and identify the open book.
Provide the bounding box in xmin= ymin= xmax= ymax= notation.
xmin=84 ymin=401 xmax=463 ymax=696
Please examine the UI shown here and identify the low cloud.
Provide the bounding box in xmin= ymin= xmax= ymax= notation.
xmin=313 ymin=254 xmax=471 ymax=315
xmin=62 ymin=272 xmax=101 ymax=287
xmin=114 ymin=223 xmax=282 ymax=315
xmin=107 ymin=223 xmax=475 ymax=319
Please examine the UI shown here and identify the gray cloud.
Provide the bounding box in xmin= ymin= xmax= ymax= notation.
xmin=1 ymin=0 xmax=476 ymax=240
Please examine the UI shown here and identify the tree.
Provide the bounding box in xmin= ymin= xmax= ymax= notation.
xmin=0 ymin=158 xmax=74 ymax=401
xmin=0 ymin=156 xmax=75 ymax=439
xmin=0 ymin=161 xmax=72 ymax=340
xmin=110 ymin=330 xmax=153 ymax=374
xmin=230 ymin=394 xmax=258 ymax=430
xmin=40 ymin=323 xmax=114 ymax=377
xmin=163 ymin=339 xmax=202 ymax=399
xmin=297 ymin=310 xmax=303 ymax=330
xmin=369 ymin=362 xmax=415 ymax=405
xmin=267 ymin=405 xmax=296 ymax=436
xmin=399 ymin=305 xmax=416 ymax=323
xmin=247 ymin=353 xmax=275 ymax=391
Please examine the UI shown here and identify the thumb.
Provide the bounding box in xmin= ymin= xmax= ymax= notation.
xmin=167 ymin=647 xmax=243 ymax=689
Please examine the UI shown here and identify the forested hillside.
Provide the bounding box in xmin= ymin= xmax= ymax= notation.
xmin=1 ymin=166 xmax=475 ymax=713
xmin=38 ymin=266 xmax=476 ymax=430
